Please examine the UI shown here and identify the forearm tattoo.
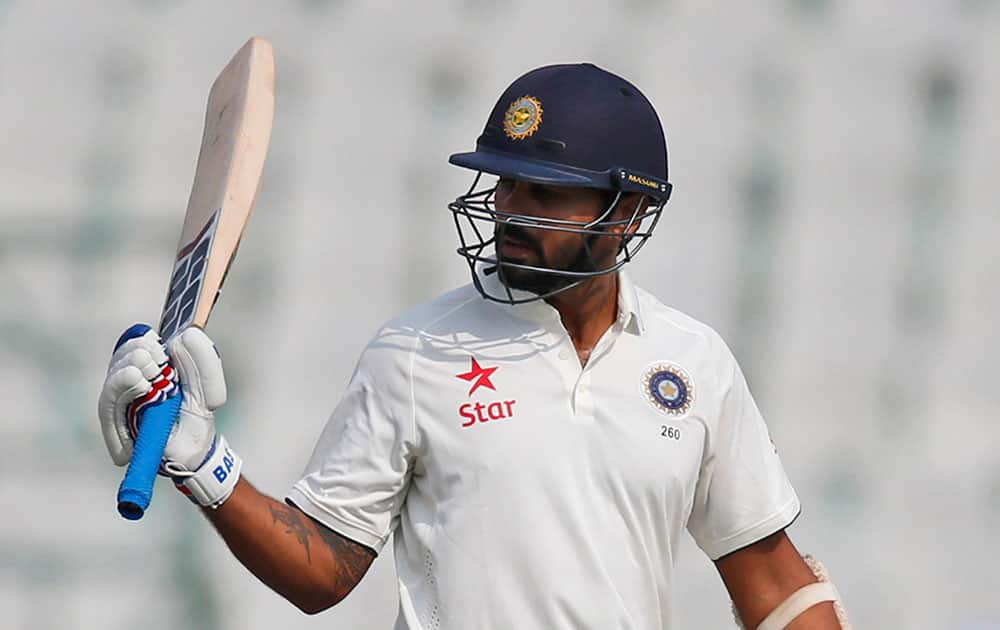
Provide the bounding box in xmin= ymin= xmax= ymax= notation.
xmin=269 ymin=504 xmax=314 ymax=563
xmin=279 ymin=499 xmax=377 ymax=598
xmin=313 ymin=520 xmax=376 ymax=595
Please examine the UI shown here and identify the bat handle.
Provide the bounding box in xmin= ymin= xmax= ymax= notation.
xmin=117 ymin=392 xmax=183 ymax=520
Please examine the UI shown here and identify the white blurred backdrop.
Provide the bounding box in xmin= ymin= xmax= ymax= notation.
xmin=2 ymin=1 xmax=999 ymax=628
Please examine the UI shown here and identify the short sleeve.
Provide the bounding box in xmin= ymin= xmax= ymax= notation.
xmin=286 ymin=339 xmax=417 ymax=553
xmin=686 ymin=338 xmax=800 ymax=560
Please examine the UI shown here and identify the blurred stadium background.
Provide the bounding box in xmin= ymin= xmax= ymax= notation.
xmin=2 ymin=1 xmax=999 ymax=628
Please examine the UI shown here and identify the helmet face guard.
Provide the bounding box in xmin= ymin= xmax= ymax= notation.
xmin=449 ymin=168 xmax=670 ymax=304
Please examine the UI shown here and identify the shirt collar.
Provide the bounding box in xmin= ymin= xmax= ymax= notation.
xmin=480 ymin=269 xmax=645 ymax=336
xmin=616 ymin=270 xmax=645 ymax=336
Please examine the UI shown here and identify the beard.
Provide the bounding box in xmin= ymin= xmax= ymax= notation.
xmin=494 ymin=224 xmax=601 ymax=296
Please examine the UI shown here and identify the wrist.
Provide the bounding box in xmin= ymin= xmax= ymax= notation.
xmin=171 ymin=434 xmax=242 ymax=508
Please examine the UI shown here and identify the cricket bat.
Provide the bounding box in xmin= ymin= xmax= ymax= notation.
xmin=116 ymin=37 xmax=275 ymax=520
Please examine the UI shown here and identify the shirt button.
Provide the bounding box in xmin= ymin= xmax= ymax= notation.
xmin=578 ymin=384 xmax=589 ymax=394
xmin=558 ymin=349 xmax=571 ymax=360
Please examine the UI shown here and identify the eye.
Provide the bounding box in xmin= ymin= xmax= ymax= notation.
xmin=495 ymin=178 xmax=514 ymax=195
xmin=533 ymin=186 xmax=558 ymax=201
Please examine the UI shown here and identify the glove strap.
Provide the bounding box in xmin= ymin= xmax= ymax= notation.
xmin=171 ymin=435 xmax=242 ymax=508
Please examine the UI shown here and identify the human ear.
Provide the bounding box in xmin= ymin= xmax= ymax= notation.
xmin=610 ymin=193 xmax=646 ymax=235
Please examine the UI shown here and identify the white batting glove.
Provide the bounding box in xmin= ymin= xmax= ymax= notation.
xmin=98 ymin=325 xmax=242 ymax=508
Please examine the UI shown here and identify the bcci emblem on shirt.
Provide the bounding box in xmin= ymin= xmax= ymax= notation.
xmin=642 ymin=363 xmax=694 ymax=416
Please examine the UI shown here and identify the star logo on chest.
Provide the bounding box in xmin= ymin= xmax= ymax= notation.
xmin=456 ymin=357 xmax=498 ymax=396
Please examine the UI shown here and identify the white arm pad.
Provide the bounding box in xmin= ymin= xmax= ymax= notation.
xmin=756 ymin=581 xmax=841 ymax=630
xmin=732 ymin=554 xmax=851 ymax=630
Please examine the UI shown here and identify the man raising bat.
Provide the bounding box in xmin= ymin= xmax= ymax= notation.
xmin=98 ymin=63 xmax=849 ymax=629
xmin=100 ymin=36 xmax=273 ymax=521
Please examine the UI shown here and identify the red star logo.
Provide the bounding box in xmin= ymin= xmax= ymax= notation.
xmin=456 ymin=357 xmax=498 ymax=396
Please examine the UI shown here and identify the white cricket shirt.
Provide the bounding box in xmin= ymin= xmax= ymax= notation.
xmin=288 ymin=271 xmax=800 ymax=630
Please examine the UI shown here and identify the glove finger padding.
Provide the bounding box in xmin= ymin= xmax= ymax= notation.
xmin=158 ymin=327 xmax=227 ymax=471
xmin=108 ymin=347 xmax=162 ymax=382
xmin=99 ymin=325 xmax=172 ymax=467
xmin=99 ymin=364 xmax=153 ymax=466
xmin=167 ymin=327 xmax=227 ymax=411
xmin=109 ymin=329 xmax=169 ymax=373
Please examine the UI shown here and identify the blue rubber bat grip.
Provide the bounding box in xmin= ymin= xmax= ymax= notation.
xmin=117 ymin=391 xmax=182 ymax=520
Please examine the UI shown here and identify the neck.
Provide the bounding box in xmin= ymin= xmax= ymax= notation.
xmin=545 ymin=272 xmax=620 ymax=365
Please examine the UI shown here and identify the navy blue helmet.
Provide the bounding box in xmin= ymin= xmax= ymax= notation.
xmin=449 ymin=63 xmax=672 ymax=303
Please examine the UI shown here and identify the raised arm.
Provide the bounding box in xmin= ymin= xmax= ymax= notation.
xmin=98 ymin=326 xmax=375 ymax=614
xmin=204 ymin=477 xmax=375 ymax=614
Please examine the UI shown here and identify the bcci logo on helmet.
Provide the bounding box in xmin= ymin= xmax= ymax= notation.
xmin=641 ymin=363 xmax=694 ymax=416
xmin=503 ymin=95 xmax=543 ymax=140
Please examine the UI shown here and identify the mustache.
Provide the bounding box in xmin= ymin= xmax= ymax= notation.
xmin=496 ymin=223 xmax=539 ymax=250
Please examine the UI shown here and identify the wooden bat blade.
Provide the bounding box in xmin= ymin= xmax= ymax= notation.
xmin=159 ymin=37 xmax=275 ymax=340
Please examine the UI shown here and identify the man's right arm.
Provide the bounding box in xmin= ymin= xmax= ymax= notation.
xmin=98 ymin=326 xmax=382 ymax=613
xmin=204 ymin=476 xmax=376 ymax=614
